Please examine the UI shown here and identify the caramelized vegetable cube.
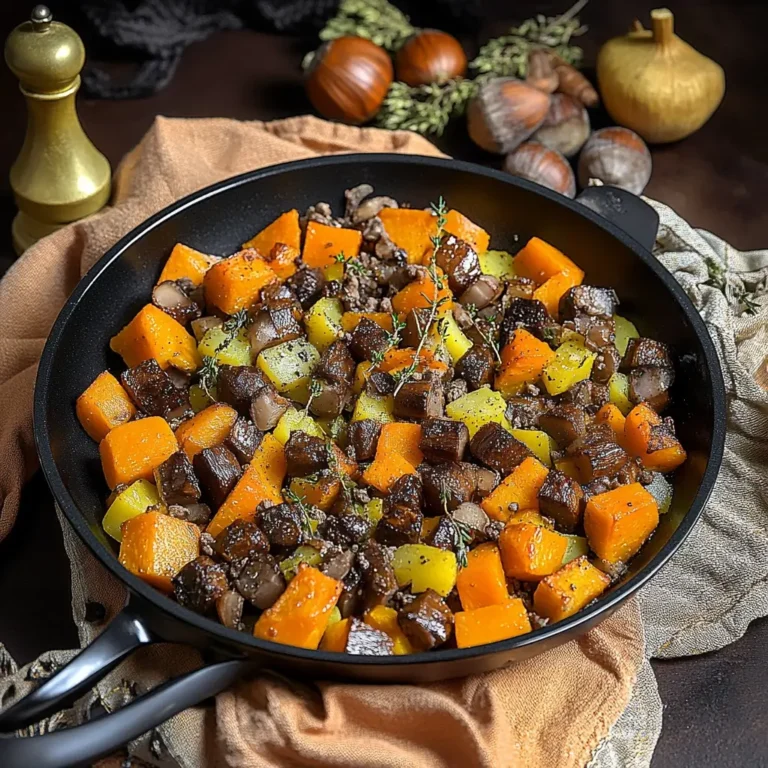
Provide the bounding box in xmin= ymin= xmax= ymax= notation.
xmin=242 ymin=209 xmax=301 ymax=253
xmin=444 ymin=209 xmax=490 ymax=254
xmin=100 ymin=416 xmax=179 ymax=489
xmin=203 ymin=249 xmax=277 ymax=315
xmin=392 ymin=544 xmax=457 ymax=596
xmin=623 ymin=403 xmax=687 ymax=472
xmin=364 ymin=605 xmax=414 ymax=655
xmin=305 ymin=297 xmax=344 ymax=352
xmin=158 ymin=243 xmax=217 ymax=286
xmin=495 ymin=329 xmax=556 ymax=397
xmin=533 ymin=556 xmax=611 ymax=622
xmin=175 ymin=403 xmax=239 ymax=459
xmin=320 ymin=616 xmax=352 ymax=652
xmin=513 ymin=236 xmax=584 ymax=285
xmin=541 ymin=338 xmax=596 ymax=396
xmin=206 ymin=433 xmax=286 ymax=537
xmin=533 ymin=270 xmax=583 ymax=318
xmin=256 ymin=338 xmax=321 ymax=404
xmin=118 ymin=511 xmax=200 ymax=592
xmin=481 ymin=457 xmax=550 ymax=522
xmin=379 ymin=208 xmax=436 ymax=264
xmin=454 ymin=598 xmax=532 ymax=648
xmin=302 ymin=221 xmax=362 ymax=269
xmin=76 ymin=371 xmax=136 ymax=442
xmin=456 ymin=542 xmax=509 ymax=610
xmin=110 ymin=304 xmax=201 ymax=373
xmin=498 ymin=522 xmax=568 ymax=581
xmin=445 ymin=387 xmax=510 ymax=438
xmin=253 ymin=565 xmax=342 ymax=649
xmin=584 ymin=482 xmax=659 ymax=564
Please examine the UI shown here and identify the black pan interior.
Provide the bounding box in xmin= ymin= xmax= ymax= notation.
xmin=35 ymin=155 xmax=725 ymax=669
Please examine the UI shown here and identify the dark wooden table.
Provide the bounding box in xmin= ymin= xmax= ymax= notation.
xmin=0 ymin=2 xmax=766 ymax=766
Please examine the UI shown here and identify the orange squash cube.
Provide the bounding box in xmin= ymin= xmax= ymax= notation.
xmin=118 ymin=511 xmax=200 ymax=592
xmin=513 ymin=236 xmax=584 ymax=285
xmin=499 ymin=522 xmax=568 ymax=581
xmin=456 ymin=543 xmax=509 ymax=610
xmin=157 ymin=243 xmax=217 ymax=287
xmin=391 ymin=268 xmax=452 ymax=315
xmin=206 ymin=434 xmax=286 ymax=537
xmin=481 ymin=457 xmax=550 ymax=522
xmin=100 ymin=416 xmax=178 ymax=489
xmin=267 ymin=243 xmax=300 ymax=281
xmin=533 ymin=556 xmax=611 ymax=623
xmin=254 ymin=566 xmax=342 ymax=649
xmin=302 ymin=221 xmax=363 ymax=269
xmin=379 ymin=208 xmax=437 ymax=264
xmin=454 ymin=598 xmax=532 ymax=648
xmin=595 ymin=403 xmax=627 ymax=446
xmin=203 ymin=249 xmax=278 ymax=315
xmin=495 ymin=329 xmax=556 ymax=397
xmin=532 ymin=270 xmax=583 ymax=317
xmin=623 ymin=403 xmax=687 ymax=472
xmin=76 ymin=371 xmax=136 ymax=442
xmin=444 ymin=209 xmax=490 ymax=254
xmin=363 ymin=606 xmax=414 ymax=655
xmin=110 ymin=304 xmax=201 ymax=373
xmin=320 ymin=617 xmax=352 ymax=652
xmin=242 ymin=209 xmax=301 ymax=254
xmin=341 ymin=312 xmax=394 ymax=333
xmin=584 ymin=482 xmax=659 ymax=564
xmin=175 ymin=403 xmax=239 ymax=459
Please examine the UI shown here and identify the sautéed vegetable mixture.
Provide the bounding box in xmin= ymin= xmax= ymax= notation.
xmin=76 ymin=185 xmax=686 ymax=654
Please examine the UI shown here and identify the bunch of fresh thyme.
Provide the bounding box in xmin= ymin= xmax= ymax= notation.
xmin=283 ymin=487 xmax=317 ymax=539
xmin=317 ymin=0 xmax=414 ymax=51
xmin=392 ymin=196 xmax=448 ymax=395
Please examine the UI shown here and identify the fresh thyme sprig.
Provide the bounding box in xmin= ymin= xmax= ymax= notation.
xmin=283 ymin=488 xmax=316 ymax=539
xmin=334 ymin=251 xmax=347 ymax=264
xmin=345 ymin=258 xmax=367 ymax=276
xmin=465 ymin=304 xmax=502 ymax=365
xmin=438 ymin=479 xmax=471 ymax=568
xmin=393 ymin=197 xmax=447 ymax=395
xmin=370 ymin=313 xmax=407 ymax=369
xmin=304 ymin=378 xmax=323 ymax=417
xmin=316 ymin=0 xmax=414 ymax=51
xmin=198 ymin=355 xmax=219 ymax=399
xmin=215 ymin=309 xmax=249 ymax=353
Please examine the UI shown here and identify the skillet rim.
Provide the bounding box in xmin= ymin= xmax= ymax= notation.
xmin=33 ymin=153 xmax=727 ymax=668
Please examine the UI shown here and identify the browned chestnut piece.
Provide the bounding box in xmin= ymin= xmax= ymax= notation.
xmin=503 ymin=142 xmax=576 ymax=198
xmin=467 ymin=78 xmax=550 ymax=154
xmin=395 ymin=29 xmax=467 ymax=87
xmin=577 ymin=127 xmax=652 ymax=195
xmin=305 ymin=37 xmax=393 ymax=125
xmin=531 ymin=93 xmax=590 ymax=158
xmin=526 ymin=48 xmax=559 ymax=94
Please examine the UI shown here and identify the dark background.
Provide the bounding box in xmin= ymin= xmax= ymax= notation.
xmin=0 ymin=1 xmax=766 ymax=765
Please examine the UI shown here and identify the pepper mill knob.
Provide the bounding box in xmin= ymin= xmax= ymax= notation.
xmin=5 ymin=6 xmax=111 ymax=254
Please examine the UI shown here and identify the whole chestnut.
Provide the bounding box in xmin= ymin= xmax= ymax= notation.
xmin=305 ymin=36 xmax=394 ymax=125
xmin=467 ymin=78 xmax=550 ymax=155
xmin=503 ymin=142 xmax=576 ymax=198
xmin=531 ymin=93 xmax=590 ymax=158
xmin=577 ymin=126 xmax=652 ymax=194
xmin=395 ymin=29 xmax=467 ymax=87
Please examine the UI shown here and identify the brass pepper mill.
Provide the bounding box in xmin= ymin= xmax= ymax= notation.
xmin=5 ymin=5 xmax=111 ymax=254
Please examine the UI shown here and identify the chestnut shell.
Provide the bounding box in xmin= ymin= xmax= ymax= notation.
xmin=306 ymin=37 xmax=394 ymax=125
xmin=395 ymin=29 xmax=467 ymax=87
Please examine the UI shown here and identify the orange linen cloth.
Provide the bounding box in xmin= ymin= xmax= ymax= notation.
xmin=0 ymin=115 xmax=643 ymax=766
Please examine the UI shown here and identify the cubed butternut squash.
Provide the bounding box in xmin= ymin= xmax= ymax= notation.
xmin=203 ymin=249 xmax=277 ymax=314
xmin=595 ymin=403 xmax=627 ymax=446
xmin=584 ymin=482 xmax=659 ymax=564
xmin=391 ymin=268 xmax=452 ymax=315
xmin=288 ymin=474 xmax=342 ymax=512
xmin=320 ymin=617 xmax=352 ymax=652
xmin=341 ymin=312 xmax=394 ymax=333
xmin=302 ymin=221 xmax=362 ymax=269
xmin=513 ymin=236 xmax=584 ymax=285
xmin=444 ymin=209 xmax=490 ymax=254
xmin=157 ymin=243 xmax=217 ymax=287
xmin=206 ymin=433 xmax=286 ymax=537
xmin=498 ymin=522 xmax=568 ymax=581
xmin=118 ymin=511 xmax=200 ymax=592
xmin=175 ymin=403 xmax=239 ymax=459
xmin=76 ymin=371 xmax=136 ymax=442
xmin=253 ymin=565 xmax=342 ymax=650
xmin=454 ymin=598 xmax=532 ymax=648
xmin=100 ymin=416 xmax=178 ymax=489
xmin=495 ymin=329 xmax=556 ymax=398
xmin=481 ymin=457 xmax=550 ymax=522
xmin=533 ymin=270 xmax=583 ymax=318
xmin=456 ymin=543 xmax=509 ymax=610
xmin=623 ymin=403 xmax=687 ymax=472
xmin=110 ymin=304 xmax=201 ymax=373
xmin=242 ymin=209 xmax=301 ymax=254
xmin=267 ymin=243 xmax=300 ymax=281
xmin=379 ymin=208 xmax=436 ymax=264
xmin=533 ymin=556 xmax=610 ymax=623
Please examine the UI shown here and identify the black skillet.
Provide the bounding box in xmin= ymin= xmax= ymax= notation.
xmin=0 ymin=155 xmax=726 ymax=767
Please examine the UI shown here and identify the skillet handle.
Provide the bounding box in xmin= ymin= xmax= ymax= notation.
xmin=0 ymin=657 xmax=258 ymax=768
xmin=0 ymin=604 xmax=154 ymax=731
xmin=576 ymin=185 xmax=660 ymax=252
